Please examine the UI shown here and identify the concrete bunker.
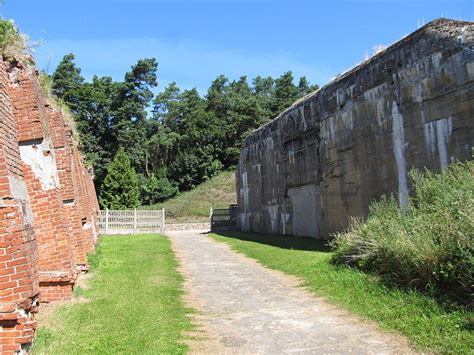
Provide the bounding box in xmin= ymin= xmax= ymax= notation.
xmin=236 ymin=19 xmax=474 ymax=239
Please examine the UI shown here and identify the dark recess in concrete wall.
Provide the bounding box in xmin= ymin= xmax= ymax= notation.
xmin=236 ymin=19 xmax=474 ymax=239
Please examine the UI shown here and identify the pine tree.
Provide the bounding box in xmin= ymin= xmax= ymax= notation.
xmin=272 ymin=71 xmax=299 ymax=115
xmin=99 ymin=148 xmax=140 ymax=209
xmin=51 ymin=53 xmax=84 ymax=109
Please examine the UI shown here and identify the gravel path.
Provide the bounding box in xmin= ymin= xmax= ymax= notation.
xmin=167 ymin=230 xmax=415 ymax=354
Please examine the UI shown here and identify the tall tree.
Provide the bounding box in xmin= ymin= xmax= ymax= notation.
xmin=272 ymin=71 xmax=299 ymax=115
xmin=297 ymin=76 xmax=319 ymax=97
xmin=51 ymin=53 xmax=84 ymax=109
xmin=112 ymin=58 xmax=158 ymax=174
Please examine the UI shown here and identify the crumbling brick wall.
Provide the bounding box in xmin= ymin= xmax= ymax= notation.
xmin=0 ymin=58 xmax=39 ymax=353
xmin=7 ymin=61 xmax=77 ymax=303
xmin=0 ymin=57 xmax=98 ymax=352
xmin=46 ymin=106 xmax=92 ymax=271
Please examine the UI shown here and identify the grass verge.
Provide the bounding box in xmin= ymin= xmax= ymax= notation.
xmin=33 ymin=234 xmax=193 ymax=354
xmin=210 ymin=231 xmax=473 ymax=354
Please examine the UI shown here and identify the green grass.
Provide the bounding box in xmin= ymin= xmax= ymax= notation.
xmin=332 ymin=159 xmax=473 ymax=307
xmin=210 ymin=231 xmax=474 ymax=354
xmin=144 ymin=170 xmax=236 ymax=223
xmin=33 ymin=234 xmax=193 ymax=354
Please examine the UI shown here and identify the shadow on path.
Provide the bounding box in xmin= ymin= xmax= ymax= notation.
xmin=210 ymin=230 xmax=331 ymax=252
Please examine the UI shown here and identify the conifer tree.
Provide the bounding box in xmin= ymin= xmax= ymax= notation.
xmin=99 ymin=148 xmax=140 ymax=209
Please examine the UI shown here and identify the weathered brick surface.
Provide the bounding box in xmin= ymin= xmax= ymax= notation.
xmin=0 ymin=58 xmax=98 ymax=352
xmin=7 ymin=62 xmax=78 ymax=304
xmin=46 ymin=106 xmax=92 ymax=270
xmin=0 ymin=58 xmax=39 ymax=353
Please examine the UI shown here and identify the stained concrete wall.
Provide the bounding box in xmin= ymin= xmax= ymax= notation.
xmin=236 ymin=19 xmax=474 ymax=239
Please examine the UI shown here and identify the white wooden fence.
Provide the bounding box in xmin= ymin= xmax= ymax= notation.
xmin=98 ymin=209 xmax=165 ymax=234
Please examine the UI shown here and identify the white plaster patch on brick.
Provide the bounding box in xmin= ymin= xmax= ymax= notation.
xmin=7 ymin=66 xmax=21 ymax=87
xmin=82 ymin=221 xmax=92 ymax=230
xmin=391 ymin=102 xmax=408 ymax=208
xmin=19 ymin=138 xmax=60 ymax=190
xmin=8 ymin=175 xmax=33 ymax=225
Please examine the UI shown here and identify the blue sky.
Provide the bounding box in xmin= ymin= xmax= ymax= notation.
xmin=2 ymin=0 xmax=473 ymax=94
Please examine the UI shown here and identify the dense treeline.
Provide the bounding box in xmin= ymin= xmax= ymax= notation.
xmin=50 ymin=54 xmax=318 ymax=208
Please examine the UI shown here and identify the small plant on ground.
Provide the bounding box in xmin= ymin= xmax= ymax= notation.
xmin=331 ymin=159 xmax=474 ymax=308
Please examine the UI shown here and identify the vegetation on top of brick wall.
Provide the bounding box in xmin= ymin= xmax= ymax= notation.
xmin=331 ymin=158 xmax=474 ymax=310
xmin=38 ymin=72 xmax=81 ymax=145
xmin=0 ymin=18 xmax=32 ymax=64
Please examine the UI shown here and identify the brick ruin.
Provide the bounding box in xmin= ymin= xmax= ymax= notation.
xmin=0 ymin=58 xmax=99 ymax=352
xmin=236 ymin=19 xmax=474 ymax=239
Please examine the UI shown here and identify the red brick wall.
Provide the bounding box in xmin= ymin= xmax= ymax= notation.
xmin=0 ymin=58 xmax=98 ymax=353
xmin=0 ymin=59 xmax=39 ymax=353
xmin=7 ymin=62 xmax=77 ymax=303
xmin=46 ymin=106 xmax=91 ymax=270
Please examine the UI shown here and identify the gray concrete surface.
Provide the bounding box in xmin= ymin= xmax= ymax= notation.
xmin=168 ymin=230 xmax=415 ymax=354
xmin=236 ymin=19 xmax=474 ymax=239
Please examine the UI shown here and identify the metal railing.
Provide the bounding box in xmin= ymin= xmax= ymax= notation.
xmin=210 ymin=205 xmax=237 ymax=231
xmin=98 ymin=209 xmax=165 ymax=235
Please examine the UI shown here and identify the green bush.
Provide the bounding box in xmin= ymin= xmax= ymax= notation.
xmin=99 ymin=148 xmax=140 ymax=209
xmin=331 ymin=159 xmax=474 ymax=308
xmin=0 ymin=19 xmax=31 ymax=63
xmin=140 ymin=175 xmax=178 ymax=205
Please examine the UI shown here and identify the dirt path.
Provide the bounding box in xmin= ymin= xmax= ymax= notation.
xmin=167 ymin=230 xmax=415 ymax=354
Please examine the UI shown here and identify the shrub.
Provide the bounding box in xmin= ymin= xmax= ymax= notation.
xmin=140 ymin=175 xmax=178 ymax=205
xmin=331 ymin=159 xmax=474 ymax=308
xmin=0 ymin=19 xmax=32 ymax=64
xmin=168 ymin=152 xmax=222 ymax=191
xmin=99 ymin=148 xmax=140 ymax=209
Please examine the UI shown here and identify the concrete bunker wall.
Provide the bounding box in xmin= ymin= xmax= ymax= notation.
xmin=236 ymin=19 xmax=474 ymax=239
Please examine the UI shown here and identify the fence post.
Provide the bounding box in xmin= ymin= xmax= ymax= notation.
xmin=209 ymin=206 xmax=213 ymax=222
xmin=162 ymin=208 xmax=165 ymax=233
xmin=105 ymin=208 xmax=109 ymax=235
xmin=133 ymin=208 xmax=137 ymax=234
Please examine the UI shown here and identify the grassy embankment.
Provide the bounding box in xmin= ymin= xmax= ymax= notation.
xmin=210 ymin=232 xmax=473 ymax=353
xmin=33 ymin=234 xmax=193 ymax=354
xmin=145 ymin=170 xmax=236 ymax=223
